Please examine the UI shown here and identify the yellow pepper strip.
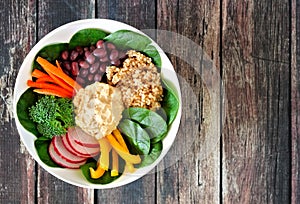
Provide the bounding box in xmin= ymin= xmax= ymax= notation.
xmin=89 ymin=166 xmax=105 ymax=179
xmin=111 ymin=149 xmax=119 ymax=177
xmin=98 ymin=137 xmax=112 ymax=171
xmin=112 ymin=130 xmax=136 ymax=173
xmin=106 ymin=134 xmax=141 ymax=164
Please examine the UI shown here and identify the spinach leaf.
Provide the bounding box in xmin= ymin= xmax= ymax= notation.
xmin=80 ymin=161 xmax=123 ymax=184
xmin=139 ymin=141 xmax=163 ymax=167
xmin=17 ymin=88 xmax=40 ymax=137
xmin=118 ymin=119 xmax=150 ymax=156
xmin=143 ymin=44 xmax=162 ymax=68
xmin=122 ymin=107 xmax=167 ymax=143
xmin=34 ymin=137 xmax=59 ymax=167
xmin=104 ymin=30 xmax=151 ymax=50
xmin=161 ymin=83 xmax=180 ymax=126
xmin=69 ymin=29 xmax=108 ymax=50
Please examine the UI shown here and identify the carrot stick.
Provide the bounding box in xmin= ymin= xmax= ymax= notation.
xmin=48 ymin=72 xmax=75 ymax=94
xmin=33 ymin=89 xmax=72 ymax=98
xmin=36 ymin=57 xmax=82 ymax=91
xmin=32 ymin=69 xmax=48 ymax=78
xmin=56 ymin=60 xmax=63 ymax=71
xmin=36 ymin=75 xmax=55 ymax=83
xmin=27 ymin=80 xmax=72 ymax=96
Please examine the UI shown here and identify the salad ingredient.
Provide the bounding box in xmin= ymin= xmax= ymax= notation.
xmin=106 ymin=133 xmax=141 ymax=164
xmin=68 ymin=126 xmax=99 ymax=148
xmin=52 ymin=136 xmax=87 ymax=163
xmin=104 ymin=30 xmax=161 ymax=67
xmin=89 ymin=166 xmax=106 ymax=179
xmin=98 ymin=138 xmax=112 ymax=171
xmin=27 ymin=80 xmax=73 ymax=98
xmin=29 ymin=95 xmax=75 ymax=138
xmin=122 ymin=107 xmax=167 ymax=143
xmin=111 ymin=149 xmax=119 ymax=176
xmin=106 ymin=50 xmax=163 ymax=110
xmin=65 ymin=130 xmax=100 ymax=157
xmin=36 ymin=56 xmax=82 ymax=91
xmin=117 ymin=119 xmax=150 ymax=155
xmin=32 ymin=69 xmax=48 ymax=78
xmin=49 ymin=141 xmax=87 ymax=169
xmin=139 ymin=141 xmax=163 ymax=167
xmin=35 ymin=137 xmax=59 ymax=167
xmin=47 ymin=72 xmax=74 ymax=93
xmin=73 ymin=82 xmax=124 ymax=139
xmin=36 ymin=75 xmax=54 ymax=83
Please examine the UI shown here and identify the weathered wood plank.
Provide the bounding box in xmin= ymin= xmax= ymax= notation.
xmin=95 ymin=1 xmax=156 ymax=203
xmin=0 ymin=0 xmax=36 ymax=203
xmin=291 ymin=0 xmax=300 ymax=203
xmin=221 ymin=0 xmax=291 ymax=203
xmin=157 ymin=0 xmax=221 ymax=203
xmin=36 ymin=1 xmax=95 ymax=203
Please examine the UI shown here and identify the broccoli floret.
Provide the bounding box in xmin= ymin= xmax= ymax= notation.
xmin=29 ymin=95 xmax=75 ymax=138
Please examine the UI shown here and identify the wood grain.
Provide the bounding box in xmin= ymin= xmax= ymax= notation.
xmin=36 ymin=1 xmax=95 ymax=203
xmin=157 ymin=0 xmax=221 ymax=203
xmin=0 ymin=0 xmax=36 ymax=203
xmin=96 ymin=1 xmax=156 ymax=203
xmin=291 ymin=0 xmax=300 ymax=203
xmin=221 ymin=0 xmax=291 ymax=203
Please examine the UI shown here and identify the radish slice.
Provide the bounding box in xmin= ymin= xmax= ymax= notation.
xmin=52 ymin=136 xmax=87 ymax=163
xmin=48 ymin=141 xmax=87 ymax=169
xmin=66 ymin=131 xmax=100 ymax=157
xmin=69 ymin=127 xmax=99 ymax=148
xmin=61 ymin=134 xmax=90 ymax=158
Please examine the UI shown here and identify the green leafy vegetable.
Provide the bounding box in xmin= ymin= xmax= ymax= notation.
xmin=161 ymin=83 xmax=180 ymax=126
xmin=122 ymin=107 xmax=167 ymax=143
xmin=118 ymin=119 xmax=150 ymax=156
xmin=143 ymin=44 xmax=162 ymax=68
xmin=80 ymin=162 xmax=123 ymax=184
xmin=29 ymin=95 xmax=75 ymax=138
xmin=35 ymin=137 xmax=59 ymax=167
xmin=17 ymin=88 xmax=40 ymax=137
xmin=139 ymin=141 xmax=163 ymax=167
xmin=69 ymin=29 xmax=108 ymax=50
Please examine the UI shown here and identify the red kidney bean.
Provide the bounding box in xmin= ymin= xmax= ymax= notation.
xmin=100 ymin=56 xmax=109 ymax=62
xmin=89 ymin=62 xmax=99 ymax=74
xmin=70 ymin=50 xmax=79 ymax=61
xmin=87 ymin=74 xmax=94 ymax=81
xmin=118 ymin=51 xmax=127 ymax=59
xmin=63 ymin=61 xmax=72 ymax=71
xmin=86 ymin=54 xmax=96 ymax=64
xmin=90 ymin=45 xmax=96 ymax=52
xmin=111 ymin=59 xmax=120 ymax=66
xmin=99 ymin=63 xmax=107 ymax=72
xmin=76 ymin=46 xmax=84 ymax=55
xmin=61 ymin=50 xmax=69 ymax=60
xmin=106 ymin=42 xmax=116 ymax=50
xmin=79 ymin=61 xmax=90 ymax=69
xmin=109 ymin=49 xmax=119 ymax=60
xmin=84 ymin=47 xmax=89 ymax=52
xmin=79 ymin=69 xmax=88 ymax=78
xmin=76 ymin=76 xmax=85 ymax=85
xmin=84 ymin=50 xmax=91 ymax=59
xmin=71 ymin=62 xmax=79 ymax=76
xmin=94 ymin=74 xmax=102 ymax=82
xmin=96 ymin=40 xmax=105 ymax=49
xmin=93 ymin=48 xmax=107 ymax=58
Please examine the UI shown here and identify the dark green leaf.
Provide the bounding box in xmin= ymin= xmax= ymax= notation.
xmin=37 ymin=43 xmax=69 ymax=62
xmin=139 ymin=141 xmax=163 ymax=167
xmin=143 ymin=44 xmax=162 ymax=67
xmin=104 ymin=30 xmax=151 ymax=51
xmin=122 ymin=107 xmax=167 ymax=143
xmin=161 ymin=82 xmax=180 ymax=126
xmin=69 ymin=29 xmax=108 ymax=50
xmin=17 ymin=88 xmax=40 ymax=137
xmin=34 ymin=137 xmax=59 ymax=167
xmin=118 ymin=119 xmax=150 ymax=155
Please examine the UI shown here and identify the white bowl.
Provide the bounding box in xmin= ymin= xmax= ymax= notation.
xmin=13 ymin=19 xmax=182 ymax=189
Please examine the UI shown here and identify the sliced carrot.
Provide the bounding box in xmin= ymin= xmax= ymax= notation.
xmin=48 ymin=72 xmax=75 ymax=94
xmin=56 ymin=60 xmax=63 ymax=71
xmin=106 ymin=134 xmax=141 ymax=164
xmin=32 ymin=88 xmax=72 ymax=98
xmin=27 ymin=80 xmax=72 ymax=97
xmin=32 ymin=69 xmax=48 ymax=78
xmin=36 ymin=57 xmax=82 ymax=91
xmin=36 ymin=75 xmax=55 ymax=83
xmin=111 ymin=149 xmax=119 ymax=177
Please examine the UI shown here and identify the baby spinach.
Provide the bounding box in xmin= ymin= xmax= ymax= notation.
xmin=80 ymin=161 xmax=123 ymax=184
xmin=34 ymin=137 xmax=59 ymax=167
xmin=17 ymin=88 xmax=40 ymax=137
xmin=139 ymin=141 xmax=163 ymax=168
xmin=122 ymin=107 xmax=167 ymax=143
xmin=69 ymin=29 xmax=108 ymax=50
xmin=161 ymin=84 xmax=179 ymax=126
xmin=118 ymin=119 xmax=150 ymax=156
xmin=104 ymin=30 xmax=161 ymax=67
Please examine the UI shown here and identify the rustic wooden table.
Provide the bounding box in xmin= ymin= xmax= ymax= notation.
xmin=0 ymin=0 xmax=299 ymax=203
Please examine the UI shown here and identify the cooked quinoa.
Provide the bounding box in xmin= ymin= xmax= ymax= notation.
xmin=106 ymin=50 xmax=163 ymax=110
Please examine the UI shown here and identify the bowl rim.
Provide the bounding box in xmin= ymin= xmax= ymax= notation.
xmin=13 ymin=18 xmax=182 ymax=189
